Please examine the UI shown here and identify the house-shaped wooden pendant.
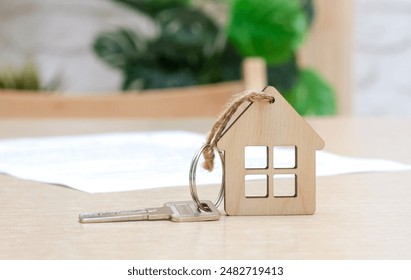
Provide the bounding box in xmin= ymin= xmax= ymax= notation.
xmin=217 ymin=86 xmax=324 ymax=215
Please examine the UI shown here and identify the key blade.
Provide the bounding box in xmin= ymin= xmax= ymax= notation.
xmin=166 ymin=200 xmax=220 ymax=222
xmin=79 ymin=208 xmax=157 ymax=223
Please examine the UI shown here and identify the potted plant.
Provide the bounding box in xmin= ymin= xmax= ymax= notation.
xmin=93 ymin=0 xmax=336 ymax=115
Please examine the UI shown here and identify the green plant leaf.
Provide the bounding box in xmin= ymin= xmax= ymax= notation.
xmin=154 ymin=7 xmax=221 ymax=68
xmin=112 ymin=0 xmax=190 ymax=16
xmin=97 ymin=7 xmax=225 ymax=90
xmin=285 ymin=69 xmax=336 ymax=115
xmin=300 ymin=0 xmax=314 ymax=28
xmin=0 ymin=62 xmax=41 ymax=91
xmin=19 ymin=62 xmax=40 ymax=90
xmin=267 ymin=55 xmax=299 ymax=92
xmin=227 ymin=0 xmax=308 ymax=64
xmin=139 ymin=6 xmax=224 ymax=87
xmin=221 ymin=41 xmax=242 ymax=81
xmin=93 ymin=29 xmax=149 ymax=69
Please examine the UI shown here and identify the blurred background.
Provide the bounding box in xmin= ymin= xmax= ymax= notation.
xmin=0 ymin=0 xmax=410 ymax=117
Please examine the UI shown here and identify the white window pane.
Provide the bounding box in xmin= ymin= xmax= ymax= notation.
xmin=245 ymin=174 xmax=268 ymax=198
xmin=245 ymin=146 xmax=268 ymax=169
xmin=273 ymin=146 xmax=296 ymax=169
xmin=274 ymin=174 xmax=296 ymax=197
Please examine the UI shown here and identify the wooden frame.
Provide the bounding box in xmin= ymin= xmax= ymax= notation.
xmin=0 ymin=82 xmax=243 ymax=118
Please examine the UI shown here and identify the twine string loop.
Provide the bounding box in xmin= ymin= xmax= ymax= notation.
xmin=202 ymin=89 xmax=275 ymax=171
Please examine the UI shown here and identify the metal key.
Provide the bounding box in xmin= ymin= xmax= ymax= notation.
xmin=79 ymin=200 xmax=220 ymax=223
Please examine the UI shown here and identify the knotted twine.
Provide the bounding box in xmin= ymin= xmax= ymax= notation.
xmin=202 ymin=89 xmax=275 ymax=172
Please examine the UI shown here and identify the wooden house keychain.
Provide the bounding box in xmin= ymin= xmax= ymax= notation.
xmin=190 ymin=86 xmax=324 ymax=216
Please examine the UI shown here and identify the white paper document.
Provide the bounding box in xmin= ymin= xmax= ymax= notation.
xmin=0 ymin=131 xmax=410 ymax=193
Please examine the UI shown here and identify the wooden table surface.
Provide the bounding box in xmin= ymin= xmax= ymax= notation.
xmin=1 ymin=117 xmax=411 ymax=259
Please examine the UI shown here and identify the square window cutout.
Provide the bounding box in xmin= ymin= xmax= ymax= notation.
xmin=273 ymin=146 xmax=296 ymax=169
xmin=274 ymin=174 xmax=296 ymax=197
xmin=245 ymin=146 xmax=268 ymax=169
xmin=245 ymin=174 xmax=268 ymax=198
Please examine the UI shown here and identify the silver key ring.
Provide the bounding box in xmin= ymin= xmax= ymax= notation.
xmin=189 ymin=144 xmax=225 ymax=212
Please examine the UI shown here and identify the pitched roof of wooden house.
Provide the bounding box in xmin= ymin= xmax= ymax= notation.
xmin=217 ymin=86 xmax=325 ymax=151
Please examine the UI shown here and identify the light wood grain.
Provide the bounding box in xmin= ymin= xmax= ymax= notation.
xmin=1 ymin=117 xmax=411 ymax=259
xmin=242 ymin=58 xmax=267 ymax=90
